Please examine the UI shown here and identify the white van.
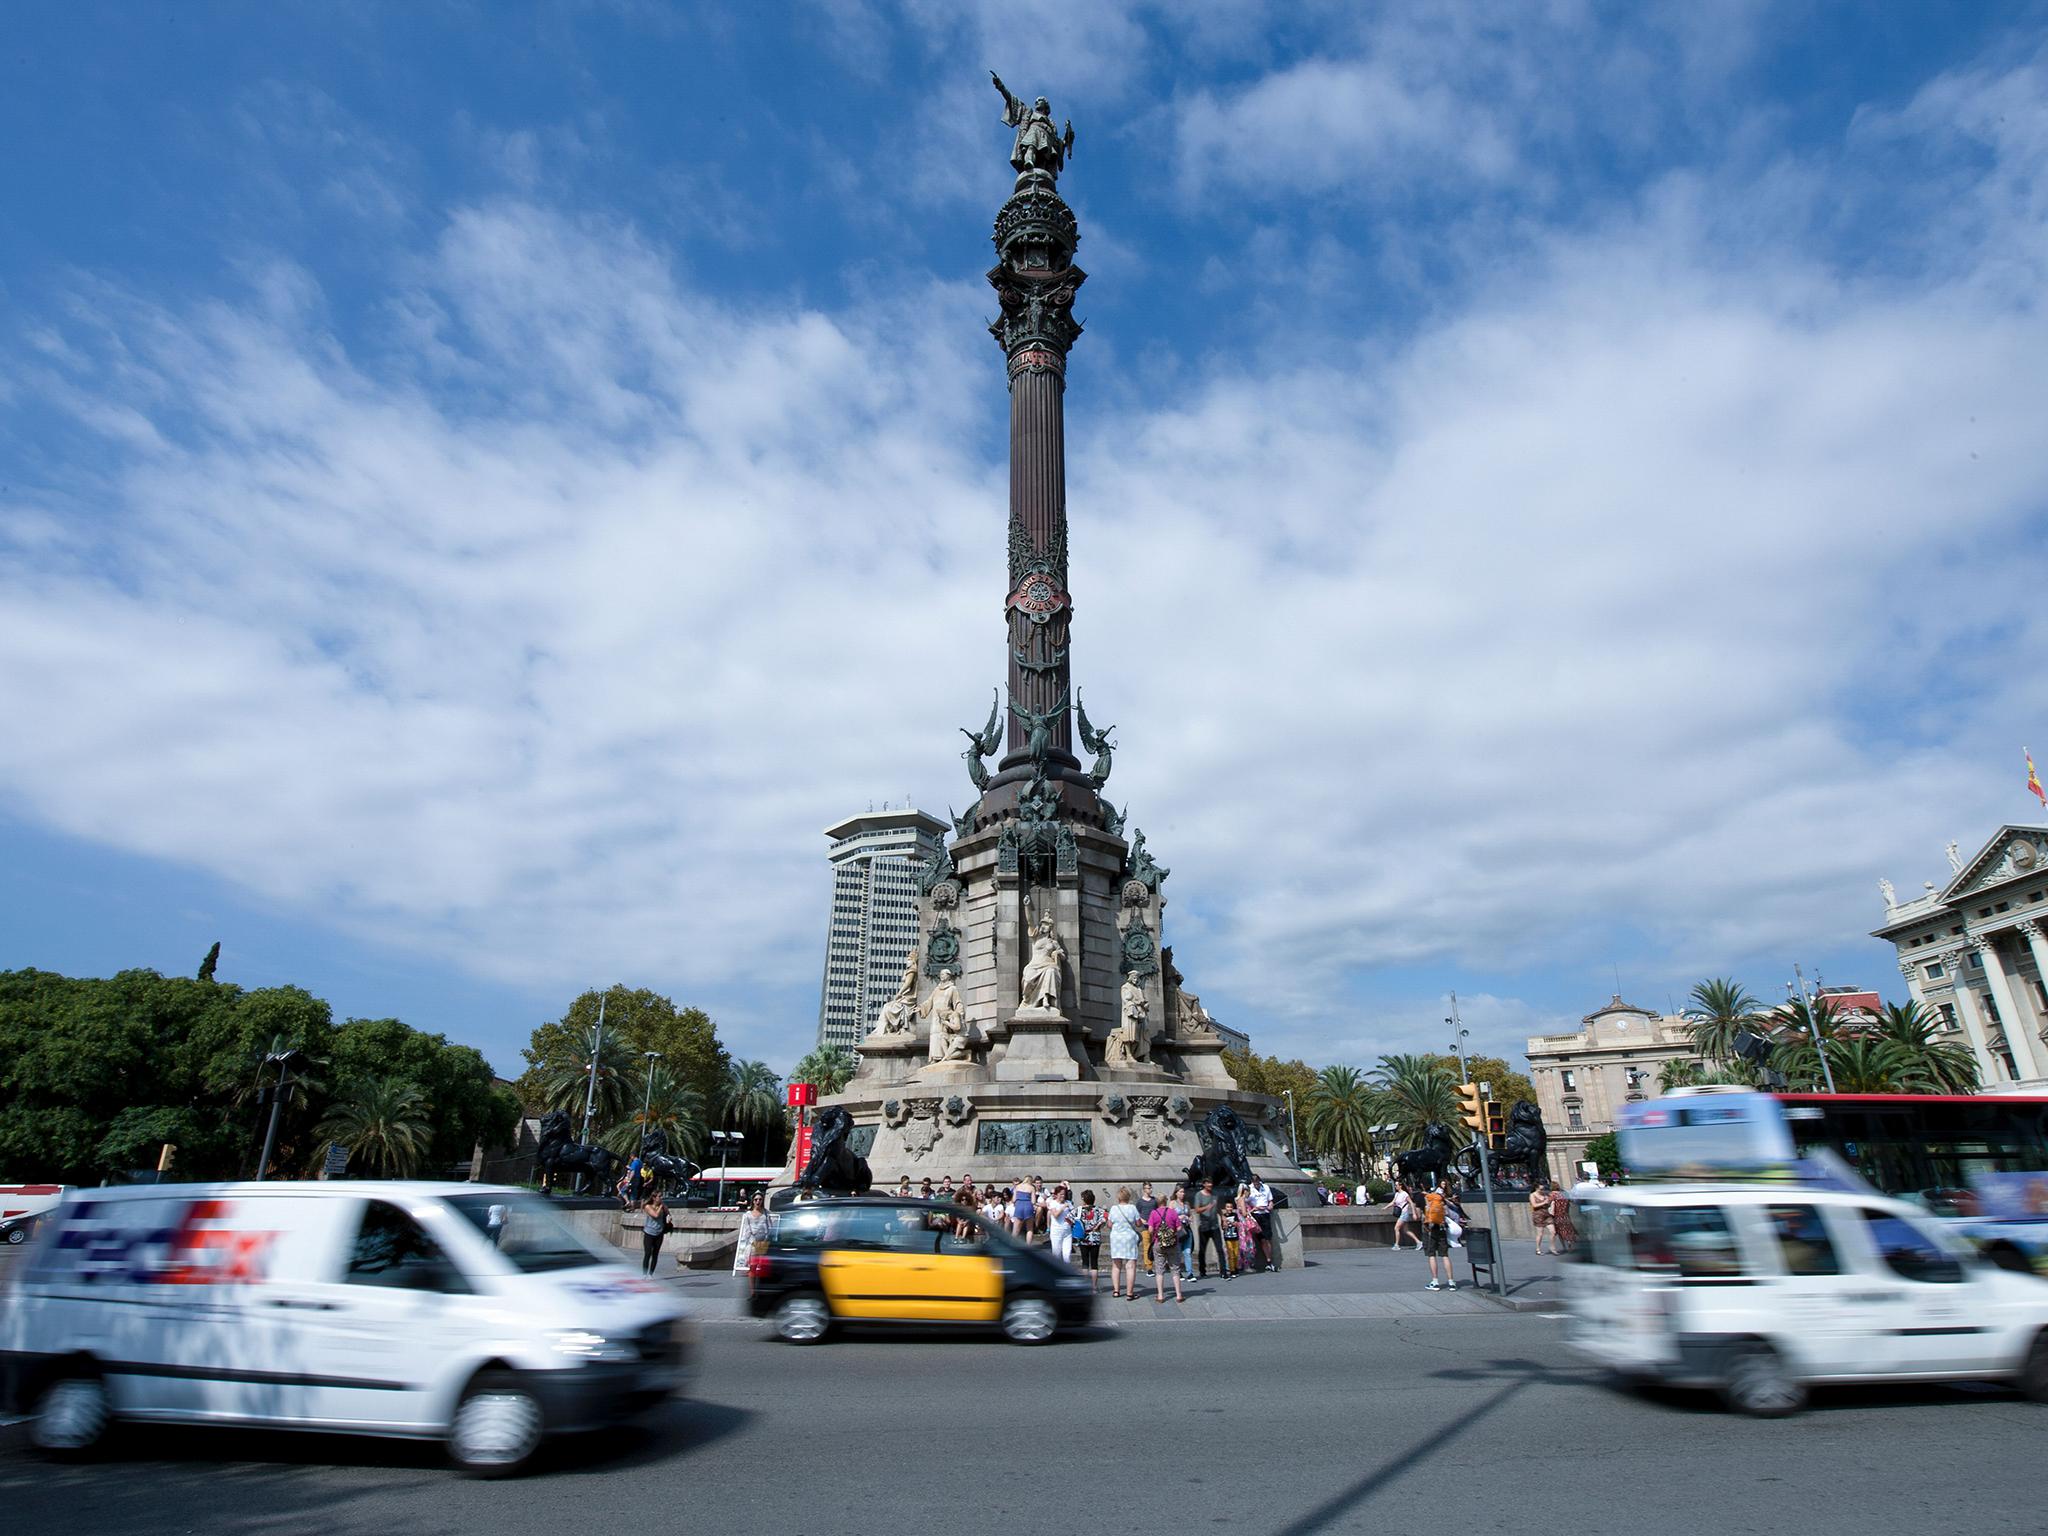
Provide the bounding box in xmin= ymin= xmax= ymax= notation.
xmin=0 ymin=1182 xmax=692 ymax=1474
xmin=1564 ymin=1182 xmax=2048 ymax=1415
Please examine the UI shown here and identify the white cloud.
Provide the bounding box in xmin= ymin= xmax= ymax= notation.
xmin=4 ymin=41 xmax=2047 ymax=1073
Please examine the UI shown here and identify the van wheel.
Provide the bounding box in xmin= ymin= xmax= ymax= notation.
xmin=31 ymin=1375 xmax=111 ymax=1458
xmin=1721 ymin=1343 xmax=1804 ymax=1417
xmin=5 ymin=1224 xmax=26 ymax=1245
xmin=2021 ymin=1333 xmax=2048 ymax=1403
xmin=774 ymin=1293 xmax=831 ymax=1344
xmin=1001 ymin=1296 xmax=1057 ymax=1345
xmin=448 ymin=1372 xmax=544 ymax=1477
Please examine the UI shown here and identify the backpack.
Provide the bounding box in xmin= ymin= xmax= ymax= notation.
xmin=1424 ymin=1190 xmax=1446 ymax=1225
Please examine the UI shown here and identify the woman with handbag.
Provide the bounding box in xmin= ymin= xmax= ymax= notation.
xmin=731 ymin=1192 xmax=769 ymax=1276
xmin=1106 ymin=1187 xmax=1144 ymax=1299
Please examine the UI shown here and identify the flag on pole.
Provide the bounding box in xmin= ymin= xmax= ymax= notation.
xmin=2029 ymin=749 xmax=2046 ymax=810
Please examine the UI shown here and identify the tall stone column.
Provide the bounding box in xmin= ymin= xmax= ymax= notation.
xmin=1979 ymin=936 xmax=2048 ymax=1082
xmin=988 ymin=184 xmax=1086 ymax=782
xmin=1939 ymin=946 xmax=1998 ymax=1082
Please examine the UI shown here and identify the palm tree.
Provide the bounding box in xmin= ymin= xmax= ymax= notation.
xmin=599 ymin=1068 xmax=707 ymax=1160
xmin=1656 ymin=1058 xmax=1703 ymax=1092
xmin=1873 ymin=1002 xmax=1980 ymax=1094
xmin=721 ymin=1059 xmax=785 ymax=1161
xmin=1769 ymin=994 xmax=1849 ymax=1092
xmin=538 ymin=1026 xmax=637 ymax=1133
xmin=1305 ymin=1064 xmax=1376 ymax=1176
xmin=791 ymin=1044 xmax=857 ymax=1097
xmin=1367 ymin=1053 xmax=1460 ymax=1145
xmin=317 ymin=1077 xmax=431 ymax=1179
xmin=1684 ymin=978 xmax=1762 ymax=1070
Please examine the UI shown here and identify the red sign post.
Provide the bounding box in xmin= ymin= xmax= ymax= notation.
xmin=787 ymin=1082 xmax=817 ymax=1176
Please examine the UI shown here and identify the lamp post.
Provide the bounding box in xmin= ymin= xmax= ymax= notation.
xmin=641 ymin=1051 xmax=663 ymax=1124
xmin=1448 ymin=993 xmax=1506 ymax=1295
xmin=580 ymin=994 xmax=608 ymax=1147
xmin=709 ymin=1130 xmax=742 ymax=1208
xmin=1790 ymin=964 xmax=1838 ymax=1095
xmin=1282 ymin=1088 xmax=1300 ymax=1168
xmin=255 ymin=1049 xmax=306 ymax=1182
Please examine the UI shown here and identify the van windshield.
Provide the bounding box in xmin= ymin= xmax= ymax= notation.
xmin=445 ymin=1193 xmax=608 ymax=1274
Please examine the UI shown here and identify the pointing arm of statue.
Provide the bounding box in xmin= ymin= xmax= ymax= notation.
xmin=991 ymin=70 xmax=1021 ymax=125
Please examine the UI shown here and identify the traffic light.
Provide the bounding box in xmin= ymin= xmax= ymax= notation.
xmin=1456 ymin=1081 xmax=1486 ymax=1136
xmin=1484 ymin=1100 xmax=1506 ymax=1150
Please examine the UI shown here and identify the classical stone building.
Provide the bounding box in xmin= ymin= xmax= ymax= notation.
xmin=1526 ymin=997 xmax=1695 ymax=1177
xmin=814 ymin=807 xmax=947 ymax=1053
xmin=1874 ymin=824 xmax=2048 ymax=1089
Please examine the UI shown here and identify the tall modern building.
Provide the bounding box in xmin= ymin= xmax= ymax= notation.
xmin=815 ymin=807 xmax=948 ymax=1052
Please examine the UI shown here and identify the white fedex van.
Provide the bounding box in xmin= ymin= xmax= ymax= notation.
xmin=0 ymin=1182 xmax=692 ymax=1474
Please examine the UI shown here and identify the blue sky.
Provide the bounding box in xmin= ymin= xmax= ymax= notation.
xmin=5 ymin=2 xmax=2048 ymax=1079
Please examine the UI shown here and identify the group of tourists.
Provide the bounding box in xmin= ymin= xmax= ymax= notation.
xmin=891 ymin=1173 xmax=1283 ymax=1302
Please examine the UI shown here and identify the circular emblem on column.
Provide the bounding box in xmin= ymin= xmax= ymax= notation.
xmin=1007 ymin=573 xmax=1069 ymax=623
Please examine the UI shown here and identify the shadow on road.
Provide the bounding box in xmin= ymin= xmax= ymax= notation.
xmin=0 ymin=1400 xmax=754 ymax=1531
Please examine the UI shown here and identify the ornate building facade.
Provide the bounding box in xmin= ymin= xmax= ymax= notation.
xmin=1875 ymin=824 xmax=2048 ymax=1089
xmin=1526 ymin=997 xmax=1695 ymax=1177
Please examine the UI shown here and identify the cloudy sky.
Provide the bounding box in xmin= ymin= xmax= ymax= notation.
xmin=5 ymin=2 xmax=2047 ymax=1078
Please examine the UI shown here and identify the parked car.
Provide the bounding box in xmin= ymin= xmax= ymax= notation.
xmin=1 ymin=1212 xmax=43 ymax=1246
xmin=0 ymin=1182 xmax=692 ymax=1474
xmin=747 ymin=1195 xmax=1094 ymax=1344
xmin=1564 ymin=1182 xmax=2048 ymax=1415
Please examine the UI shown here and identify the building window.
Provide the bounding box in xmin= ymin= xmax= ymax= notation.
xmin=1624 ymin=1068 xmax=1644 ymax=1091
xmin=1924 ymin=961 xmax=1945 ymax=980
xmin=1937 ymin=1002 xmax=1958 ymax=1031
xmin=1560 ymin=1069 xmax=1577 ymax=1091
xmin=1565 ymin=1102 xmax=1584 ymax=1131
xmin=1969 ymin=952 xmax=1985 ymax=971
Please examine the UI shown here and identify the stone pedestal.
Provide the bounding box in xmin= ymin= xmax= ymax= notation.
xmin=991 ymin=1006 xmax=1090 ymax=1081
xmin=849 ymin=1031 xmax=928 ymax=1088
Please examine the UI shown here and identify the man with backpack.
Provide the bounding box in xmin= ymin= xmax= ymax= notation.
xmin=1421 ymin=1181 xmax=1457 ymax=1291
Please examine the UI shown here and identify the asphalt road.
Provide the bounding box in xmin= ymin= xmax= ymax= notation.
xmin=3 ymin=1311 xmax=2041 ymax=1536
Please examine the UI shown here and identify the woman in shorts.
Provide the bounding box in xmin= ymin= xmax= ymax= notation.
xmin=1075 ymin=1189 xmax=1106 ymax=1290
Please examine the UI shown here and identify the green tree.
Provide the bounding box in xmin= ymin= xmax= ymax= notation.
xmin=790 ymin=1044 xmax=856 ymax=1097
xmin=1657 ymin=1058 xmax=1703 ymax=1092
xmin=516 ymin=986 xmax=729 ymax=1121
xmin=1221 ymin=1049 xmax=1318 ymax=1106
xmin=317 ymin=1077 xmax=432 ymax=1178
xmin=1582 ymin=1131 xmax=1621 ymax=1177
xmin=720 ymin=1059 xmax=785 ymax=1161
xmin=1366 ymin=1053 xmax=1460 ymax=1145
xmin=328 ymin=1017 xmax=518 ymax=1170
xmin=536 ymin=1025 xmax=640 ymax=1132
xmin=1684 ymin=978 xmax=1762 ymax=1070
xmin=1422 ymin=1052 xmax=1538 ymax=1111
xmin=1305 ymin=1064 xmax=1375 ymax=1175
xmin=1874 ymin=1001 xmax=1980 ymax=1094
xmin=598 ymin=1068 xmax=707 ymax=1160
xmin=1769 ymin=993 xmax=1846 ymax=1092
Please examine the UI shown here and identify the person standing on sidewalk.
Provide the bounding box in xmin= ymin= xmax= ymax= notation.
xmin=1530 ymin=1180 xmax=1557 ymax=1255
xmin=639 ymin=1190 xmax=672 ymax=1278
xmin=1148 ymin=1195 xmax=1186 ymax=1303
xmin=1194 ymin=1179 xmax=1231 ymax=1280
xmin=1137 ymin=1181 xmax=1160 ymax=1274
xmin=1246 ymin=1175 xmax=1278 ymax=1271
xmin=1106 ymin=1187 xmax=1143 ymax=1299
xmin=1420 ymin=1183 xmax=1456 ymax=1291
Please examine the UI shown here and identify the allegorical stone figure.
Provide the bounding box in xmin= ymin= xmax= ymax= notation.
xmin=1108 ymin=975 xmax=1151 ymax=1067
xmin=923 ymin=968 xmax=969 ymax=1063
xmin=991 ymin=71 xmax=1074 ymax=183
xmin=870 ymin=950 xmax=920 ymax=1038
xmin=1020 ymin=917 xmax=1066 ymax=1011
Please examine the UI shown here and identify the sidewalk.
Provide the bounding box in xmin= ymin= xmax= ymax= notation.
xmin=671 ymin=1235 xmax=1569 ymax=1323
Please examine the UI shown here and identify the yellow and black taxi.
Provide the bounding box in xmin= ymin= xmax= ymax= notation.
xmin=745 ymin=1196 xmax=1094 ymax=1344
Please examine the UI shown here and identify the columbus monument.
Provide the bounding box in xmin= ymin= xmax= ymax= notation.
xmin=782 ymin=76 xmax=1301 ymax=1199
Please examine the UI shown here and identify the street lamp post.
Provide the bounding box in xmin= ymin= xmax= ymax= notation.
xmin=1790 ymin=963 xmax=1838 ymax=1095
xmin=641 ymin=1051 xmax=663 ymax=1124
xmin=1282 ymin=1088 xmax=1299 ymax=1168
xmin=255 ymin=1049 xmax=306 ymax=1182
xmin=709 ymin=1130 xmax=742 ymax=1208
xmin=1448 ymin=993 xmax=1507 ymax=1295
xmin=580 ymin=994 xmax=608 ymax=1147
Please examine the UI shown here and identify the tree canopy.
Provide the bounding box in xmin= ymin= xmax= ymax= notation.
xmin=515 ymin=986 xmax=728 ymax=1116
xmin=0 ymin=968 xmax=518 ymax=1184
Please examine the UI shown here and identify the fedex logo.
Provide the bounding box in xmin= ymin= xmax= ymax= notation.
xmin=55 ymin=1198 xmax=279 ymax=1286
